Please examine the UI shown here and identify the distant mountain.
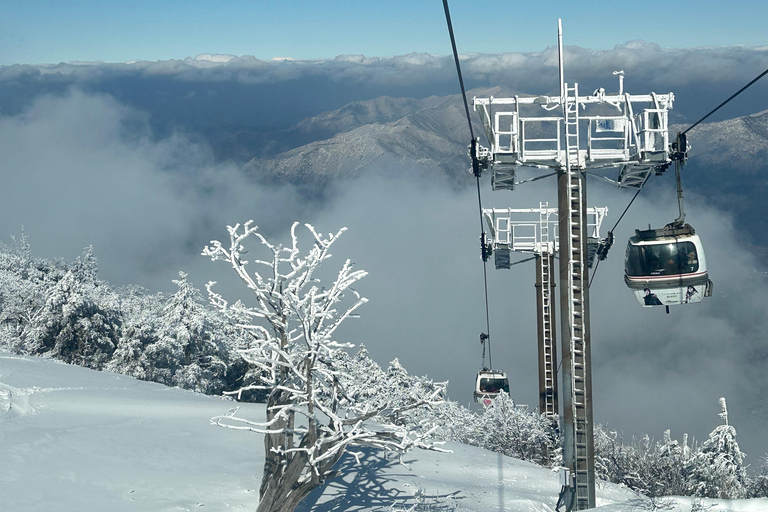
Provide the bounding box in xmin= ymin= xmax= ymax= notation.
xmin=241 ymin=88 xmax=515 ymax=187
xmin=678 ymin=109 xmax=768 ymax=168
xmin=675 ymin=110 xmax=768 ymax=254
xmin=222 ymin=95 xmax=453 ymax=163
xmin=242 ymin=96 xmax=768 ymax=256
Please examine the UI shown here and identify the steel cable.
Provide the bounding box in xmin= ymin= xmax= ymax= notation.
xmin=442 ymin=0 xmax=494 ymax=369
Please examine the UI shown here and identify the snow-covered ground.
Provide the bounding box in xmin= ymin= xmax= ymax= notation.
xmin=1 ymin=352 xmax=765 ymax=512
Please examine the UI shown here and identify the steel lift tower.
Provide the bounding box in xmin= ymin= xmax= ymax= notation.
xmin=482 ymin=204 xmax=607 ymax=421
xmin=471 ymin=21 xmax=675 ymax=510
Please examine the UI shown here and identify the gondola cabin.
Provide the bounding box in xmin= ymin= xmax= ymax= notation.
xmin=474 ymin=369 xmax=510 ymax=404
xmin=625 ymin=223 xmax=713 ymax=307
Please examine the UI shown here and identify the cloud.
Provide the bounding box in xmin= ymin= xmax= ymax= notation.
xmin=1 ymin=44 xmax=766 ymax=131
xmin=0 ymin=90 xmax=307 ymax=290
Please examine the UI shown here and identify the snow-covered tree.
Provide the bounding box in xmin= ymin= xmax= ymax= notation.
xmin=148 ymin=271 xmax=233 ymax=393
xmin=427 ymin=399 xmax=479 ymax=446
xmin=472 ymin=392 xmax=557 ymax=466
xmin=686 ymin=397 xmax=747 ymax=499
xmin=107 ymin=275 xmax=251 ymax=395
xmin=107 ymin=288 xmax=163 ymax=381
xmin=653 ymin=429 xmax=690 ymax=497
xmin=18 ymin=248 xmax=121 ymax=369
xmin=594 ymin=426 xmax=695 ymax=498
xmin=749 ymin=456 xmax=768 ymax=498
xmin=0 ymin=234 xmax=67 ymax=349
xmin=203 ymin=221 xmax=445 ymax=512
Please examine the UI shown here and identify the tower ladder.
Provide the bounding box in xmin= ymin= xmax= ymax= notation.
xmin=564 ymin=82 xmax=591 ymax=510
xmin=537 ymin=202 xmax=558 ymax=419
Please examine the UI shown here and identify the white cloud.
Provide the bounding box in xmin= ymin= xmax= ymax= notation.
xmin=0 ymin=90 xmax=306 ymax=290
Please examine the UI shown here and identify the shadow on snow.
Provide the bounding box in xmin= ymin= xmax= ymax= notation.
xmin=295 ymin=447 xmax=464 ymax=511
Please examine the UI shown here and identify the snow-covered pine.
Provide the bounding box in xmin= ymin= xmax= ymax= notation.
xmin=686 ymin=397 xmax=747 ymax=499
xmin=203 ymin=221 xmax=446 ymax=512
xmin=470 ymin=392 xmax=556 ymax=466
xmin=750 ymin=456 xmax=768 ymax=498
xmin=19 ymin=250 xmax=121 ymax=369
xmin=0 ymin=236 xmax=250 ymax=396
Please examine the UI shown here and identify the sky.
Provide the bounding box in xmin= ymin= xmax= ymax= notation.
xmin=2 ymin=0 xmax=768 ymax=65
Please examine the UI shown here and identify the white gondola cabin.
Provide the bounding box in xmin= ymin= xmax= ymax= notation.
xmin=624 ymin=223 xmax=713 ymax=307
xmin=473 ymin=369 xmax=510 ymax=404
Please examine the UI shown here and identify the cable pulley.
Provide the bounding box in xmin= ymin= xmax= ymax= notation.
xmin=596 ymin=232 xmax=614 ymax=262
xmin=480 ymin=232 xmax=492 ymax=262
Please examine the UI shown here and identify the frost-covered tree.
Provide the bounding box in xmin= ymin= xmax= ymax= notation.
xmin=686 ymin=397 xmax=747 ymax=499
xmin=749 ymin=456 xmax=768 ymax=498
xmin=203 ymin=221 xmax=445 ymax=512
xmin=471 ymin=392 xmax=557 ymax=466
xmin=0 ymin=233 xmax=68 ymax=348
xmin=148 ymin=271 xmax=234 ymax=393
xmin=19 ymin=248 xmax=121 ymax=368
xmin=107 ymin=275 xmax=251 ymax=395
xmin=594 ymin=426 xmax=697 ymax=498
xmin=107 ymin=288 xmax=164 ymax=381
xmin=653 ymin=429 xmax=690 ymax=497
xmin=0 ymin=237 xmax=251 ymax=396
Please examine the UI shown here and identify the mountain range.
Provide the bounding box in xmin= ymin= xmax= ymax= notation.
xmin=239 ymin=90 xmax=768 ymax=254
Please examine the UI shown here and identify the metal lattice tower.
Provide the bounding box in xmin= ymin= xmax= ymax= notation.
xmin=472 ymin=19 xmax=675 ymax=511
xmin=482 ymin=205 xmax=607 ymax=424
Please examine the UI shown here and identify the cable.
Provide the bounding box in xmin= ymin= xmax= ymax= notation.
xmin=609 ymin=185 xmax=644 ymax=233
xmin=682 ymin=66 xmax=768 ymax=135
xmin=442 ymin=0 xmax=475 ymax=142
xmin=588 ymin=185 xmax=644 ymax=288
xmin=442 ymin=0 xmax=493 ymax=369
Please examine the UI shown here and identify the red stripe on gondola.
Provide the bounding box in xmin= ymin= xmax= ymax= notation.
xmin=626 ymin=271 xmax=706 ymax=281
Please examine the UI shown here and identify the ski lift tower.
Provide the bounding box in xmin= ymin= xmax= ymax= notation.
xmin=482 ymin=204 xmax=608 ymax=421
xmin=471 ymin=20 xmax=675 ymax=511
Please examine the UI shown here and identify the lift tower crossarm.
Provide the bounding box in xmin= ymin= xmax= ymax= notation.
xmin=471 ymin=89 xmax=674 ymax=191
xmin=481 ymin=203 xmax=608 ymax=424
xmin=473 ymin=93 xmax=673 ymax=106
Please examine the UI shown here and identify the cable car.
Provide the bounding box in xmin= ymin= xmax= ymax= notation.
xmin=473 ymin=368 xmax=510 ymax=404
xmin=624 ymin=223 xmax=713 ymax=307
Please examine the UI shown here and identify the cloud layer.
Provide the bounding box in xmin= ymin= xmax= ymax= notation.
xmin=0 ymin=91 xmax=308 ymax=289
xmin=2 ymin=44 xmax=767 ymax=133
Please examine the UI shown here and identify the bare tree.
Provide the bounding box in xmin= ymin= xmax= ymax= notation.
xmin=203 ymin=221 xmax=445 ymax=512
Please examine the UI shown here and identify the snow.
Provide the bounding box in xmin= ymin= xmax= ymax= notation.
xmin=2 ymin=352 xmax=767 ymax=512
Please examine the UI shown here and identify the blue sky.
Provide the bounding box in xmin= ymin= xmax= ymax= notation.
xmin=2 ymin=0 xmax=767 ymax=65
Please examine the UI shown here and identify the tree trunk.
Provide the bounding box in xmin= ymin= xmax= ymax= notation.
xmin=256 ymin=452 xmax=315 ymax=512
xmin=259 ymin=390 xmax=289 ymax=498
xmin=256 ymin=422 xmax=346 ymax=512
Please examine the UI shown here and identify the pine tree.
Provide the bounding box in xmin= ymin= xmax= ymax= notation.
xmin=21 ymin=248 xmax=121 ymax=369
xmin=686 ymin=397 xmax=747 ymax=499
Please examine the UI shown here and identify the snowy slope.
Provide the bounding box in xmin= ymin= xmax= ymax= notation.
xmin=1 ymin=352 xmax=766 ymax=512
